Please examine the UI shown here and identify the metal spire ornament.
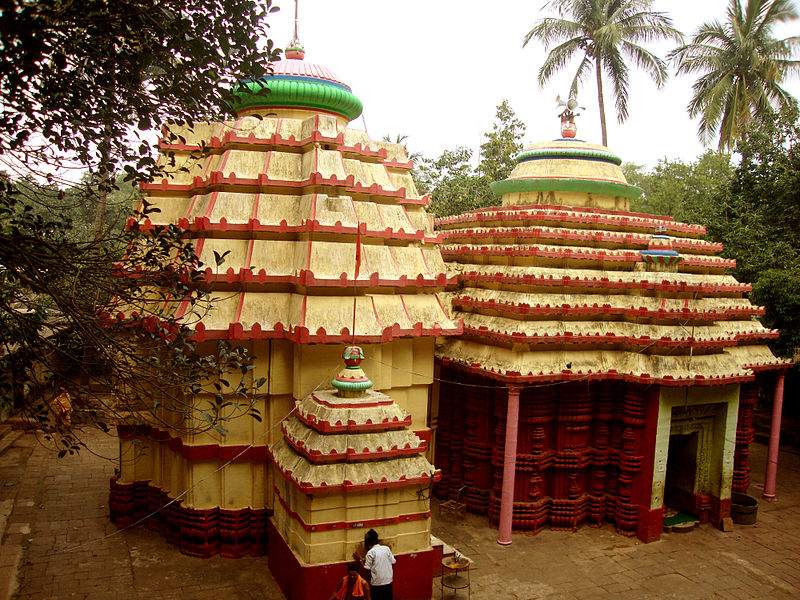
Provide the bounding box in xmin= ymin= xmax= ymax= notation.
xmin=285 ymin=0 xmax=305 ymax=59
xmin=556 ymin=94 xmax=584 ymax=139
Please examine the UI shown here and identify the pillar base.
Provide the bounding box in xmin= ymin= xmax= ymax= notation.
xmin=710 ymin=495 xmax=732 ymax=528
xmin=636 ymin=506 xmax=663 ymax=543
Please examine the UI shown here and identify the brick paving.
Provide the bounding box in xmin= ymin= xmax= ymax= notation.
xmin=431 ymin=440 xmax=800 ymax=600
xmin=1 ymin=429 xmax=282 ymax=600
xmin=0 ymin=427 xmax=798 ymax=599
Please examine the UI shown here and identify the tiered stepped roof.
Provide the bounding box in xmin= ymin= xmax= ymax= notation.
xmin=127 ymin=50 xmax=460 ymax=344
xmin=270 ymin=347 xmax=437 ymax=492
xmin=436 ymin=137 xmax=788 ymax=385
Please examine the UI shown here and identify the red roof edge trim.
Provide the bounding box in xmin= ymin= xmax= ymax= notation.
xmin=436 ymin=356 xmax=756 ymax=387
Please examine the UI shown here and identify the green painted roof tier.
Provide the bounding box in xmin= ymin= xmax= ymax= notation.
xmin=232 ymin=53 xmax=363 ymax=121
xmin=490 ymin=139 xmax=642 ymax=202
xmin=516 ymin=145 xmax=623 ymax=166
xmin=490 ymin=176 xmax=643 ymax=200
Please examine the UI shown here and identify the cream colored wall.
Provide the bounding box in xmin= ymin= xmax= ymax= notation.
xmin=272 ymin=466 xmax=433 ymax=565
xmin=501 ymin=190 xmax=630 ymax=211
xmin=650 ymin=384 xmax=740 ymax=510
xmin=237 ymin=106 xmax=349 ymax=128
xmin=118 ymin=336 xmax=435 ymax=512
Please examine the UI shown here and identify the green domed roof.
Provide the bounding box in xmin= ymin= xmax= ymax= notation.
xmin=232 ymin=50 xmax=363 ymax=121
xmin=490 ymin=139 xmax=643 ymax=201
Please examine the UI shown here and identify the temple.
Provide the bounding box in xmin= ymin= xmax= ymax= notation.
xmin=109 ymin=40 xmax=458 ymax=600
xmin=107 ymin=25 xmax=790 ymax=600
xmin=432 ymin=115 xmax=790 ymax=543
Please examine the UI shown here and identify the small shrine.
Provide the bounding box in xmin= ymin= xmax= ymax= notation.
xmin=433 ymin=112 xmax=790 ymax=543
xmin=269 ymin=345 xmax=438 ymax=599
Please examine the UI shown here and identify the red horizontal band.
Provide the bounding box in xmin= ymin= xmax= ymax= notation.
xmin=461 ymin=325 xmax=778 ymax=348
xmin=117 ymin=424 xmax=268 ymax=462
xmin=452 ymin=296 xmax=763 ymax=320
xmin=295 ymin=410 xmax=412 ymax=433
xmin=128 ymin=217 xmax=443 ymax=245
xmin=437 ymin=356 xmax=766 ymax=387
xmin=188 ymin=320 xmax=463 ymax=344
xmin=442 ymin=228 xmax=722 ymax=253
xmin=436 ymin=204 xmax=705 ymax=236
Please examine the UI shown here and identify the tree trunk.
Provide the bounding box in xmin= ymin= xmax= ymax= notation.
xmin=595 ymin=60 xmax=608 ymax=146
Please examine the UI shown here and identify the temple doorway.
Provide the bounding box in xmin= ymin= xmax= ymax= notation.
xmin=664 ymin=404 xmax=717 ymax=522
xmin=665 ymin=431 xmax=700 ymax=514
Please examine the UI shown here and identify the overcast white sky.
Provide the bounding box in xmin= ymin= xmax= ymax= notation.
xmin=265 ymin=0 xmax=800 ymax=168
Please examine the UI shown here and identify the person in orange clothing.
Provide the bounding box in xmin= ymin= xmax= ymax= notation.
xmin=52 ymin=386 xmax=72 ymax=428
xmin=329 ymin=561 xmax=371 ymax=600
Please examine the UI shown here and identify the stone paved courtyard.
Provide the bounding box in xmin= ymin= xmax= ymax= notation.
xmin=0 ymin=427 xmax=798 ymax=599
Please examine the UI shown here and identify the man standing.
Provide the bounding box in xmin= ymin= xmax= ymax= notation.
xmin=354 ymin=529 xmax=395 ymax=600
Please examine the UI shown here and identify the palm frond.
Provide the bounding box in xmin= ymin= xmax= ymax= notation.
xmin=570 ymin=55 xmax=594 ymax=98
xmin=538 ymin=38 xmax=588 ymax=86
xmin=754 ymin=0 xmax=799 ymax=38
xmin=690 ymin=71 xmax=731 ymax=144
xmin=524 ymin=18 xmax=583 ymax=48
xmin=620 ymin=41 xmax=668 ymax=85
xmin=615 ymin=10 xmax=683 ymax=44
xmin=671 ymin=44 xmax=727 ymax=76
xmin=676 ymin=0 xmax=800 ymax=150
xmin=715 ymin=84 xmax=739 ymax=150
xmin=603 ymin=49 xmax=630 ymax=123
xmin=691 ymin=21 xmax=734 ymax=48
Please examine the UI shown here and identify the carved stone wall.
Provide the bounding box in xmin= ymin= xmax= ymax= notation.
xmin=435 ymin=376 xmax=656 ymax=536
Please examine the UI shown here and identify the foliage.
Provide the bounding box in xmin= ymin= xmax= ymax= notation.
xmin=0 ymin=0 xmax=280 ymax=183
xmin=523 ymin=0 xmax=682 ymax=146
xmin=418 ymin=100 xmax=526 ymax=217
xmin=417 ymin=147 xmax=493 ymax=218
xmin=725 ymin=107 xmax=800 ymax=357
xmin=625 ymin=108 xmax=800 ymax=358
xmin=0 ymin=177 xmax=265 ymax=449
xmin=478 ymin=100 xmax=527 ymax=181
xmin=625 ymin=150 xmax=733 ymax=221
xmin=0 ymin=0 xmax=281 ymax=449
xmin=669 ymin=0 xmax=800 ymax=151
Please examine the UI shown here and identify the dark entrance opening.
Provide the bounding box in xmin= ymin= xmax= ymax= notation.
xmin=665 ymin=432 xmax=699 ymax=515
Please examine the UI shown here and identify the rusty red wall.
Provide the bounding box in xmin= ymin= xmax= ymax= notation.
xmin=435 ymin=372 xmax=660 ymax=539
xmin=733 ymin=381 xmax=759 ymax=493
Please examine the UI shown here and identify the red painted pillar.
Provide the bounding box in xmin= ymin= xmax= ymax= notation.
xmin=763 ymin=372 xmax=786 ymax=500
xmin=497 ymin=385 xmax=520 ymax=545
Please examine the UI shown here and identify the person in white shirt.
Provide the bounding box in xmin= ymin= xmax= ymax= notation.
xmin=353 ymin=529 xmax=395 ymax=600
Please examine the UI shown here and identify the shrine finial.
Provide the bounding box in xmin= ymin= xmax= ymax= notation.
xmin=285 ymin=0 xmax=305 ymax=60
xmin=556 ymin=94 xmax=584 ymax=139
xmin=293 ymin=0 xmax=300 ymax=43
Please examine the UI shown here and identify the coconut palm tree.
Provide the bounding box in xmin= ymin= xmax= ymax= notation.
xmin=669 ymin=0 xmax=800 ymax=151
xmin=523 ymin=0 xmax=682 ymax=146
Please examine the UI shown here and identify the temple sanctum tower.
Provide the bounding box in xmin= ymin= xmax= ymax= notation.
xmin=109 ymin=41 xmax=458 ymax=600
xmin=432 ymin=124 xmax=789 ymax=543
xmin=107 ymin=23 xmax=791 ymax=599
